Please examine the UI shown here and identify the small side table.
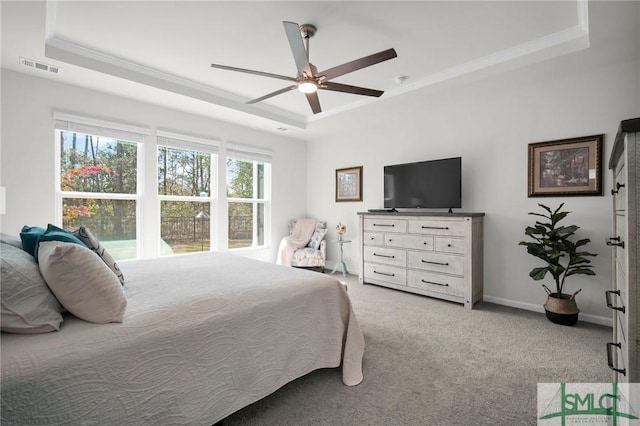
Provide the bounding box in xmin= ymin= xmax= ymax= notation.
xmin=330 ymin=239 xmax=352 ymax=277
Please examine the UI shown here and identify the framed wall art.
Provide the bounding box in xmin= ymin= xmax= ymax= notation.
xmin=527 ymin=134 xmax=604 ymax=197
xmin=335 ymin=166 xmax=363 ymax=202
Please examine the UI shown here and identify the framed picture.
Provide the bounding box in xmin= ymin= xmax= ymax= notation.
xmin=336 ymin=166 xmax=363 ymax=202
xmin=527 ymin=134 xmax=604 ymax=197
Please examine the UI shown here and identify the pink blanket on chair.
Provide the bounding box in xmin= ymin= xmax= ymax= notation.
xmin=277 ymin=219 xmax=317 ymax=266
xmin=288 ymin=219 xmax=317 ymax=250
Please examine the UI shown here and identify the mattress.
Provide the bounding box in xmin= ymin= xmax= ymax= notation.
xmin=1 ymin=252 xmax=364 ymax=425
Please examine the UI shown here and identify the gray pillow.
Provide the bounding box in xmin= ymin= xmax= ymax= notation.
xmin=0 ymin=242 xmax=63 ymax=333
xmin=38 ymin=241 xmax=126 ymax=324
xmin=0 ymin=232 xmax=23 ymax=249
xmin=72 ymin=227 xmax=125 ymax=285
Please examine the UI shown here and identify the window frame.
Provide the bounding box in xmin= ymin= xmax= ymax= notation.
xmin=54 ymin=113 xmax=147 ymax=259
xmin=226 ymin=144 xmax=272 ymax=250
xmin=156 ymin=131 xmax=219 ymax=255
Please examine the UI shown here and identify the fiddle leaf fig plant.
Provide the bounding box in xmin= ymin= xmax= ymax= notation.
xmin=519 ymin=203 xmax=596 ymax=296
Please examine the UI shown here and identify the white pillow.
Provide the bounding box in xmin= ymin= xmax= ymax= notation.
xmin=38 ymin=241 xmax=127 ymax=324
xmin=1 ymin=242 xmax=63 ymax=333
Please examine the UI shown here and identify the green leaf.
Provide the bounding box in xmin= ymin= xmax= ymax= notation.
xmin=575 ymin=238 xmax=591 ymax=248
xmin=556 ymin=225 xmax=578 ymax=237
xmin=539 ymin=204 xmax=554 ymax=214
xmin=551 ymin=211 xmax=569 ymax=225
xmin=530 ymin=267 xmax=548 ymax=280
xmin=566 ymin=269 xmax=596 ymax=277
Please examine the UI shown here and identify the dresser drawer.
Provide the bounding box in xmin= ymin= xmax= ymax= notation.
xmin=385 ymin=234 xmax=433 ymax=250
xmin=408 ymin=219 xmax=466 ymax=237
xmin=616 ymin=339 xmax=628 ymax=380
xmin=435 ymin=237 xmax=465 ymax=255
xmin=614 ymin=164 xmax=626 ymax=212
xmin=407 ymin=251 xmax=464 ymax=276
xmin=364 ymin=263 xmax=406 ymax=286
xmin=407 ymin=270 xmax=464 ymax=297
xmin=363 ymin=218 xmax=407 ymax=233
xmin=363 ymin=246 xmax=406 ymax=267
xmin=616 ymin=312 xmax=627 ymax=344
xmin=615 ymin=249 xmax=627 ymax=296
xmin=615 ymin=212 xmax=626 ymax=238
xmin=363 ymin=232 xmax=384 ymax=246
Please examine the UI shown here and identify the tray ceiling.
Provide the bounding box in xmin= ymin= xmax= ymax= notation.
xmin=1 ymin=1 xmax=589 ymax=133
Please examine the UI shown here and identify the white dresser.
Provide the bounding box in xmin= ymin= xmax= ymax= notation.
xmin=358 ymin=212 xmax=484 ymax=309
xmin=607 ymin=117 xmax=639 ymax=383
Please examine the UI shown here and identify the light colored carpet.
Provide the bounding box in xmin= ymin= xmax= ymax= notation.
xmin=224 ymin=274 xmax=611 ymax=425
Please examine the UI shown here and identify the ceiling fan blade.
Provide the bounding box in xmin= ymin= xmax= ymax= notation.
xmin=283 ymin=21 xmax=312 ymax=76
xmin=320 ymin=81 xmax=384 ymax=97
xmin=305 ymin=92 xmax=322 ymax=114
xmin=210 ymin=63 xmax=296 ymax=82
xmin=246 ymin=85 xmax=298 ymax=104
xmin=319 ymin=48 xmax=397 ymax=81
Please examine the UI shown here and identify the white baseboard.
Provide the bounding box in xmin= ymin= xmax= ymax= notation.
xmin=483 ymin=295 xmax=612 ymax=327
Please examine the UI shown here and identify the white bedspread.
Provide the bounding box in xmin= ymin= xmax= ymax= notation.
xmin=1 ymin=252 xmax=364 ymax=425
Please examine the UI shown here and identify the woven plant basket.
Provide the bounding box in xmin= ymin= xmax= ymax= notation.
xmin=544 ymin=293 xmax=579 ymax=326
xmin=544 ymin=293 xmax=579 ymax=314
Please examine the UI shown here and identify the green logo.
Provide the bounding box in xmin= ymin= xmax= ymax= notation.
xmin=538 ymin=383 xmax=639 ymax=425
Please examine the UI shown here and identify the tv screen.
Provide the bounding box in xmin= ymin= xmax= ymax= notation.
xmin=384 ymin=157 xmax=461 ymax=209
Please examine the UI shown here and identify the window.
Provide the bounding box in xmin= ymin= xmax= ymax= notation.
xmin=226 ymin=144 xmax=271 ymax=249
xmin=55 ymin=115 xmax=272 ymax=258
xmin=55 ymin=114 xmax=145 ymax=260
xmin=157 ymin=132 xmax=218 ymax=255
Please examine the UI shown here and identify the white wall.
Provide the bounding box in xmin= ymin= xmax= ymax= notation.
xmin=305 ymin=1 xmax=640 ymax=322
xmin=0 ymin=69 xmax=308 ymax=262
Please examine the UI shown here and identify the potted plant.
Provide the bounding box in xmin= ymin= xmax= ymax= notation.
xmin=519 ymin=203 xmax=597 ymax=326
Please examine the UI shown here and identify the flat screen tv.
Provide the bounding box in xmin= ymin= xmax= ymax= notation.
xmin=384 ymin=157 xmax=461 ymax=211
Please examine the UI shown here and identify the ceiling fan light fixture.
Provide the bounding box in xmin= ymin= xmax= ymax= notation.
xmin=298 ymin=81 xmax=317 ymax=93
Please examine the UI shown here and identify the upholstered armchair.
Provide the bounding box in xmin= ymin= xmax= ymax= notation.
xmin=276 ymin=220 xmax=327 ymax=271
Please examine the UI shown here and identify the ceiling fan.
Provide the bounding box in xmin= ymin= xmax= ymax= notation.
xmin=210 ymin=21 xmax=397 ymax=114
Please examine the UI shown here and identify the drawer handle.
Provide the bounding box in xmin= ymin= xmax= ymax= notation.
xmin=605 ymin=290 xmax=626 ymax=313
xmin=421 ymin=226 xmax=449 ymax=230
xmin=611 ymin=182 xmax=625 ymax=195
xmin=421 ymin=260 xmax=449 ymax=266
xmin=373 ymin=253 xmax=395 ymax=259
xmin=421 ymin=279 xmax=449 ymax=287
xmin=373 ymin=224 xmax=395 ymax=227
xmin=606 ymin=236 xmax=625 ymax=248
xmin=606 ymin=342 xmax=626 ymax=376
xmin=373 ymin=270 xmax=395 ymax=277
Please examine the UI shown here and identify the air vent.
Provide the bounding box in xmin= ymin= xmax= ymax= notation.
xmin=20 ymin=57 xmax=62 ymax=75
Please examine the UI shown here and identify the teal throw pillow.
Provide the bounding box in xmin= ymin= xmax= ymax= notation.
xmin=33 ymin=224 xmax=87 ymax=261
xmin=20 ymin=226 xmax=46 ymax=256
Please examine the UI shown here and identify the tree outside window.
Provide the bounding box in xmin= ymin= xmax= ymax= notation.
xmin=158 ymin=145 xmax=215 ymax=254
xmin=58 ymin=129 xmax=138 ymax=260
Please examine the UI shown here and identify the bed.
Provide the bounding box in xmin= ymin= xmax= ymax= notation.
xmin=1 ymin=248 xmax=364 ymax=425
